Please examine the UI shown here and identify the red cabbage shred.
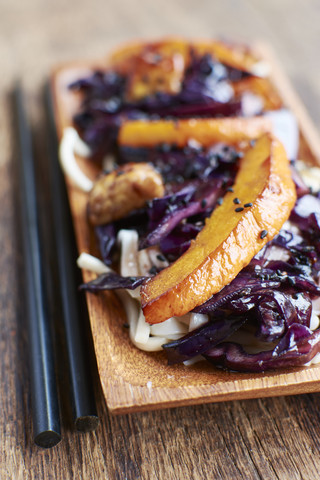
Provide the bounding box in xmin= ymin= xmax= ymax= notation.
xmin=73 ymin=48 xmax=320 ymax=372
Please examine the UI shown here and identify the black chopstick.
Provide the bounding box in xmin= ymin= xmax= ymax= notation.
xmin=13 ymin=85 xmax=62 ymax=448
xmin=44 ymin=85 xmax=99 ymax=432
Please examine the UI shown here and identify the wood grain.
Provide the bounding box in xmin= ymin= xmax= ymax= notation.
xmin=2 ymin=0 xmax=320 ymax=479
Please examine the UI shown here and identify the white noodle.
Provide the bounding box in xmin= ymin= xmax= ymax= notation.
xmin=312 ymin=297 xmax=320 ymax=315
xmin=183 ymin=356 xmax=205 ymax=366
xmin=189 ymin=313 xmax=209 ymax=332
xmin=133 ymin=309 xmax=151 ymax=344
xmin=118 ymin=229 xmax=139 ymax=277
xmin=295 ymin=160 xmax=320 ymax=192
xmin=131 ymin=334 xmax=167 ymax=352
xmin=266 ymin=109 xmax=299 ymax=161
xmin=137 ymin=249 xmax=152 ymax=275
xmin=117 ymin=229 xmax=141 ymax=299
xmin=150 ymin=317 xmax=188 ymax=337
xmin=77 ymin=253 xmax=143 ymax=344
xmin=59 ymin=128 xmax=93 ymax=192
xmin=77 ymin=251 xmax=192 ymax=350
xmin=77 ymin=252 xmax=110 ymax=274
xmin=165 ymin=333 xmax=185 ymax=340
xmin=310 ymin=312 xmax=320 ymax=331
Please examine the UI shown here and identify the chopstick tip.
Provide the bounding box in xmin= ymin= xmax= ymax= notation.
xmin=75 ymin=415 xmax=100 ymax=433
xmin=34 ymin=430 xmax=62 ymax=449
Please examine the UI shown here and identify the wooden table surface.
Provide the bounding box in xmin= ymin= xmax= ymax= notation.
xmin=2 ymin=1 xmax=320 ymax=479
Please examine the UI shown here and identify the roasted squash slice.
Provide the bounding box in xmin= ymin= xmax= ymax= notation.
xmin=119 ymin=117 xmax=272 ymax=149
xmin=109 ymin=39 xmax=190 ymax=101
xmin=109 ymin=37 xmax=262 ymax=76
xmin=191 ymin=39 xmax=263 ymax=74
xmin=140 ymin=134 xmax=296 ymax=324
xmin=108 ymin=37 xmax=265 ymax=101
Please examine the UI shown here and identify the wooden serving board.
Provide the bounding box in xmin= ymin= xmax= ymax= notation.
xmin=51 ymin=42 xmax=320 ymax=414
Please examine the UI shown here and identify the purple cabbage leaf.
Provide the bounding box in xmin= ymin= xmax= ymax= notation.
xmin=204 ymin=324 xmax=320 ymax=372
xmin=80 ymin=272 xmax=147 ymax=292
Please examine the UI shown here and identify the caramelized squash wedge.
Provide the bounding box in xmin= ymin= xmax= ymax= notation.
xmin=109 ymin=37 xmax=263 ymax=76
xmin=191 ymin=39 xmax=263 ymax=74
xmin=140 ymin=134 xmax=297 ymax=324
xmin=108 ymin=37 xmax=265 ymax=101
xmin=108 ymin=39 xmax=190 ymax=101
xmin=119 ymin=117 xmax=272 ymax=149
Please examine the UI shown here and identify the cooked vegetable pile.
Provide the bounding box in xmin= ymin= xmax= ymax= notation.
xmin=66 ymin=38 xmax=320 ymax=372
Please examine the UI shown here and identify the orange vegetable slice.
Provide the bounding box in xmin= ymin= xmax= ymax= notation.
xmin=109 ymin=37 xmax=262 ymax=76
xmin=109 ymin=39 xmax=190 ymax=101
xmin=140 ymin=133 xmax=297 ymax=324
xmin=108 ymin=37 xmax=265 ymax=101
xmin=119 ymin=117 xmax=272 ymax=149
xmin=191 ymin=39 xmax=262 ymax=74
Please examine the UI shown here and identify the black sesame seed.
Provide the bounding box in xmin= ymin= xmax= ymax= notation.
xmin=260 ymin=230 xmax=268 ymax=239
xmin=201 ymin=199 xmax=207 ymax=208
xmin=233 ymin=197 xmax=241 ymax=204
xmin=129 ymin=277 xmax=137 ymax=283
xmin=156 ymin=254 xmax=166 ymax=262
xmin=235 ymin=207 xmax=244 ymax=212
xmin=244 ymin=202 xmax=253 ymax=208
xmin=123 ymin=323 xmax=130 ymax=329
xmin=226 ymin=187 xmax=234 ymax=192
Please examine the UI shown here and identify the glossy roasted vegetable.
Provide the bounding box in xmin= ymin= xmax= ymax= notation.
xmin=108 ymin=37 xmax=265 ymax=81
xmin=69 ymin=38 xmax=274 ymax=156
xmin=119 ymin=117 xmax=272 ymax=149
xmin=140 ymin=134 xmax=297 ymax=324
xmin=87 ymin=163 xmax=164 ymax=225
